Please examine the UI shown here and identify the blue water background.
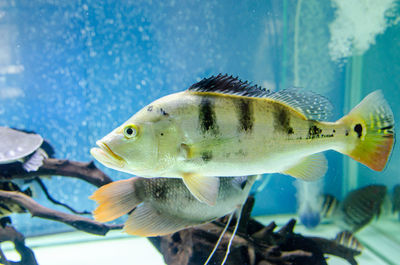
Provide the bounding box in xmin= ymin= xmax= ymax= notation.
xmin=0 ymin=0 xmax=399 ymax=235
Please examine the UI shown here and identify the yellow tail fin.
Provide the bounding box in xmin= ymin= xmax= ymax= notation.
xmin=90 ymin=178 xmax=141 ymax=222
xmin=338 ymin=90 xmax=394 ymax=171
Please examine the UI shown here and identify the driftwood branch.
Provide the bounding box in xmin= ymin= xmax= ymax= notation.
xmin=0 ymin=225 xmax=38 ymax=265
xmin=149 ymin=197 xmax=361 ymax=265
xmin=0 ymin=158 xmax=113 ymax=187
xmin=0 ymin=190 xmax=122 ymax=236
xmin=0 ymin=159 xmax=362 ymax=264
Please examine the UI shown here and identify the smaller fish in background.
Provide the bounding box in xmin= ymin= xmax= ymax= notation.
xmin=335 ymin=230 xmax=363 ymax=252
xmin=341 ymin=185 xmax=387 ymax=232
xmin=320 ymin=194 xmax=340 ymax=219
xmin=319 ymin=185 xmax=388 ymax=232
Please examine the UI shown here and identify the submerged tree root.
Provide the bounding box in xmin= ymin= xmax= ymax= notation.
xmin=148 ymin=197 xmax=361 ymax=265
xmin=0 ymin=224 xmax=38 ymax=265
xmin=0 ymin=158 xmax=113 ymax=187
xmin=0 ymin=158 xmax=121 ymax=236
xmin=0 ymin=190 xmax=122 ymax=236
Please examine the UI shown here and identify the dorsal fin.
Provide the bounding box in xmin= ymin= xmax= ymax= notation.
xmin=268 ymin=89 xmax=333 ymax=121
xmin=189 ymin=74 xmax=333 ymax=121
xmin=188 ymin=74 xmax=273 ymax=97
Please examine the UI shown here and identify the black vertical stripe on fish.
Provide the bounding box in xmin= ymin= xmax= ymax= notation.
xmin=235 ymin=99 xmax=254 ymax=133
xmin=320 ymin=194 xmax=338 ymax=218
xmin=201 ymin=151 xmax=213 ymax=162
xmin=335 ymin=231 xmax=363 ymax=252
xmin=273 ymin=104 xmax=294 ymax=135
xmin=199 ymin=97 xmax=219 ymax=135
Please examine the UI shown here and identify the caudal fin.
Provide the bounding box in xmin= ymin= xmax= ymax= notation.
xmin=90 ymin=178 xmax=141 ymax=222
xmin=338 ymin=90 xmax=394 ymax=171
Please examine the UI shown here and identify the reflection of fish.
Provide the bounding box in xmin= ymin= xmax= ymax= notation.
xmin=320 ymin=185 xmax=387 ymax=232
xmin=91 ymin=175 xmax=256 ymax=236
xmin=335 ymin=230 xmax=363 ymax=252
xmin=91 ymin=74 xmax=394 ymax=205
xmin=0 ymin=181 xmax=32 ymax=217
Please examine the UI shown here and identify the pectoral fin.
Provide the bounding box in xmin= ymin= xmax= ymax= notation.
xmin=180 ymin=138 xmax=235 ymax=160
xmin=182 ymin=173 xmax=219 ymax=206
xmin=282 ymin=153 xmax=328 ymax=181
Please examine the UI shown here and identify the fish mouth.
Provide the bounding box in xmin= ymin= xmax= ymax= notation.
xmin=90 ymin=141 xmax=126 ymax=168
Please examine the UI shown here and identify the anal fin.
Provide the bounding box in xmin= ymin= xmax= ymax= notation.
xmin=282 ymin=153 xmax=328 ymax=181
xmin=182 ymin=174 xmax=219 ymax=206
xmin=124 ymin=203 xmax=193 ymax=237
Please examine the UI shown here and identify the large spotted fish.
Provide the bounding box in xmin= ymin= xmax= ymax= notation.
xmin=90 ymin=74 xmax=395 ymax=205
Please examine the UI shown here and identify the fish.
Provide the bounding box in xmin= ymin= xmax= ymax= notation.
xmin=90 ymin=74 xmax=395 ymax=205
xmin=340 ymin=185 xmax=387 ymax=232
xmin=319 ymin=185 xmax=388 ymax=232
xmin=320 ymin=194 xmax=340 ymax=219
xmin=335 ymin=230 xmax=363 ymax=252
xmin=90 ymin=175 xmax=256 ymax=237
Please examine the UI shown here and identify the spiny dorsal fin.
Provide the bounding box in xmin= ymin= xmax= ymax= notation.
xmin=188 ymin=74 xmax=333 ymax=121
xmin=188 ymin=74 xmax=273 ymax=97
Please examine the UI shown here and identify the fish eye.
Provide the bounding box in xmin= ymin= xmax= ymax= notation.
xmin=123 ymin=124 xmax=139 ymax=139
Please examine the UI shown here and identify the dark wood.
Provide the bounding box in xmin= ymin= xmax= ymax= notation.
xmin=0 ymin=225 xmax=38 ymax=265
xmin=149 ymin=197 xmax=361 ymax=265
xmin=0 ymin=190 xmax=122 ymax=236
xmin=0 ymin=159 xmax=113 ymax=187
